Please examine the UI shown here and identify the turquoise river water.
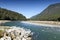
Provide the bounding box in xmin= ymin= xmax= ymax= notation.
xmin=2 ymin=21 xmax=60 ymax=40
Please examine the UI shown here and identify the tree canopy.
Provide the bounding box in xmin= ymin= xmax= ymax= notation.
xmin=0 ymin=8 xmax=26 ymax=21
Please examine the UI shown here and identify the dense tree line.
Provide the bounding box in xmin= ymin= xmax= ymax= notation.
xmin=0 ymin=8 xmax=26 ymax=21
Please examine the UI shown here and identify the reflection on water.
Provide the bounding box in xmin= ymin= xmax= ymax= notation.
xmin=1 ymin=21 xmax=60 ymax=40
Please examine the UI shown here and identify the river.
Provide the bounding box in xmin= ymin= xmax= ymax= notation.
xmin=2 ymin=21 xmax=60 ymax=40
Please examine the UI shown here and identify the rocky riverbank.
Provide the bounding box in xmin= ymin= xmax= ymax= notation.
xmin=0 ymin=26 xmax=32 ymax=40
xmin=22 ymin=21 xmax=60 ymax=27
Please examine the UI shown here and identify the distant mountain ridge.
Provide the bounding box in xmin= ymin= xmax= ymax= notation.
xmin=0 ymin=8 xmax=26 ymax=21
xmin=31 ymin=3 xmax=60 ymax=21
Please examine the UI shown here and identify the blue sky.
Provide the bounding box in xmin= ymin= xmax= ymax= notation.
xmin=0 ymin=0 xmax=60 ymax=18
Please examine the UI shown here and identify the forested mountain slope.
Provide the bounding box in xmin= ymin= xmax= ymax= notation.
xmin=0 ymin=8 xmax=26 ymax=21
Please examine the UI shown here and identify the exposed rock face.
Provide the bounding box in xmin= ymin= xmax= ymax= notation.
xmin=0 ymin=26 xmax=33 ymax=40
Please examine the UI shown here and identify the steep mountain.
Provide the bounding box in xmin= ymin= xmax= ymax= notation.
xmin=31 ymin=3 xmax=60 ymax=21
xmin=0 ymin=8 xmax=26 ymax=21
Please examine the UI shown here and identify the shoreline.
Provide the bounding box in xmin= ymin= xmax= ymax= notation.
xmin=22 ymin=21 xmax=60 ymax=27
xmin=0 ymin=20 xmax=60 ymax=27
xmin=0 ymin=20 xmax=10 ymax=23
xmin=0 ymin=20 xmax=11 ymax=25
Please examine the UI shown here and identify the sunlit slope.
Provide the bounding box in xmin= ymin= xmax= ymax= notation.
xmin=31 ymin=3 xmax=60 ymax=21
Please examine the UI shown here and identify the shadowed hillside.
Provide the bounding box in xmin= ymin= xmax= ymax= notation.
xmin=31 ymin=3 xmax=60 ymax=21
xmin=0 ymin=8 xmax=26 ymax=21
